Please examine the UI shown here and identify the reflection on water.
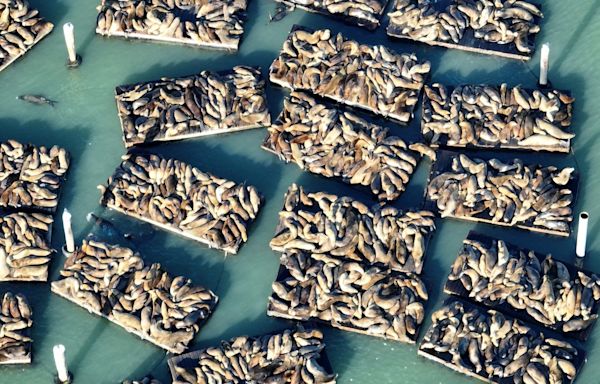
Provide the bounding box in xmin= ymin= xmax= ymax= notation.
xmin=0 ymin=0 xmax=599 ymax=383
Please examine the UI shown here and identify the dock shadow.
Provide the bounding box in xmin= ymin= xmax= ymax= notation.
xmin=70 ymin=208 xmax=231 ymax=297
xmin=129 ymin=137 xmax=282 ymax=202
xmin=0 ymin=118 xmax=91 ymax=162
xmin=119 ymin=48 xmax=276 ymax=87
xmin=29 ymin=0 xmax=70 ymax=26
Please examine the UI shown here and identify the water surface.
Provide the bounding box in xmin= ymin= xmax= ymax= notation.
xmin=0 ymin=1 xmax=599 ymax=383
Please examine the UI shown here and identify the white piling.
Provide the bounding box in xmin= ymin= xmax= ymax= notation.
xmin=53 ymin=344 xmax=69 ymax=383
xmin=62 ymin=209 xmax=75 ymax=254
xmin=539 ymin=43 xmax=550 ymax=86
xmin=576 ymin=212 xmax=589 ymax=259
xmin=63 ymin=23 xmax=81 ymax=67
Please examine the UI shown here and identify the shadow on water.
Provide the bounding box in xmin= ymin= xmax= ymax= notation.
xmin=128 ymin=137 xmax=283 ymax=202
xmin=29 ymin=0 xmax=70 ymax=26
xmin=77 ymin=209 xmax=231 ymax=294
xmin=0 ymin=118 xmax=91 ymax=162
xmin=68 ymin=320 xmax=111 ymax=373
xmin=119 ymin=353 xmax=168 ymax=384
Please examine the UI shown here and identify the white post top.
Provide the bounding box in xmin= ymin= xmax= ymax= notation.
xmin=576 ymin=211 xmax=589 ymax=259
xmin=53 ymin=344 xmax=69 ymax=382
xmin=62 ymin=208 xmax=75 ymax=253
xmin=539 ymin=43 xmax=550 ymax=86
xmin=63 ymin=22 xmax=74 ymax=33
xmin=62 ymin=23 xmax=77 ymax=64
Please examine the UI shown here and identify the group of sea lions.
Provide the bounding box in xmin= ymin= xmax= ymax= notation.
xmin=426 ymin=153 xmax=576 ymax=235
xmin=422 ymin=83 xmax=575 ymax=152
xmin=96 ymin=0 xmax=249 ymax=50
xmin=0 ymin=292 xmax=32 ymax=364
xmin=263 ymin=91 xmax=425 ymax=201
xmin=448 ymin=234 xmax=600 ymax=335
xmin=1 ymin=1 xmax=591 ymax=383
xmin=99 ymin=152 xmax=262 ymax=254
xmin=419 ymin=300 xmax=581 ymax=384
xmin=0 ymin=140 xmax=70 ymax=213
xmin=387 ymin=0 xmax=543 ymax=57
xmin=269 ymin=27 xmax=431 ymax=123
xmin=0 ymin=139 xmax=69 ymax=363
xmin=116 ymin=66 xmax=270 ymax=147
xmin=51 ymin=240 xmax=218 ymax=354
xmin=0 ymin=0 xmax=53 ymax=72
xmin=170 ymin=328 xmax=336 ymax=383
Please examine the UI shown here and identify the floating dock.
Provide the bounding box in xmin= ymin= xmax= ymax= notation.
xmin=267 ymin=249 xmax=428 ymax=343
xmin=386 ymin=0 xmax=543 ymax=60
xmin=422 ymin=84 xmax=574 ymax=153
xmin=96 ymin=0 xmax=248 ymax=50
xmin=0 ymin=1 xmax=53 ymax=73
xmin=424 ymin=150 xmax=578 ymax=237
xmin=418 ymin=299 xmax=585 ymax=384
xmin=262 ymin=91 xmax=422 ymax=201
xmin=274 ymin=0 xmax=390 ymax=30
xmin=0 ymin=212 xmax=54 ymax=282
xmin=445 ymin=232 xmax=600 ymax=341
xmin=51 ymin=240 xmax=218 ymax=354
xmin=271 ymin=184 xmax=436 ymax=274
xmin=269 ymin=25 xmax=430 ymax=123
xmin=100 ymin=152 xmax=262 ymax=254
xmin=168 ymin=327 xmax=336 ymax=383
xmin=0 ymin=140 xmax=70 ymax=214
xmin=0 ymin=292 xmax=32 ymax=365
xmin=116 ymin=66 xmax=271 ymax=148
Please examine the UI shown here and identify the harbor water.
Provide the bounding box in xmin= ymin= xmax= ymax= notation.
xmin=0 ymin=0 xmax=599 ymax=382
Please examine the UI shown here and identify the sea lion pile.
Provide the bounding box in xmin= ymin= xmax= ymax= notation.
xmin=0 ymin=0 xmax=53 ymax=72
xmin=100 ymin=152 xmax=262 ymax=253
xmin=263 ymin=91 xmax=424 ymax=201
xmin=116 ymin=66 xmax=271 ymax=147
xmin=269 ymin=27 xmax=430 ymax=123
xmin=271 ymin=184 xmax=436 ymax=273
xmin=426 ymin=152 xmax=576 ymax=236
xmin=0 ymin=140 xmax=70 ymax=213
xmin=275 ymin=0 xmax=390 ymax=30
xmin=0 ymin=212 xmax=53 ymax=282
xmin=0 ymin=292 xmax=32 ymax=365
xmin=170 ymin=328 xmax=337 ymax=383
xmin=422 ymin=83 xmax=575 ymax=152
xmin=419 ymin=300 xmax=583 ymax=384
xmin=268 ymin=249 xmax=428 ymax=343
xmin=447 ymin=234 xmax=600 ymax=337
xmin=51 ymin=240 xmax=218 ymax=354
xmin=96 ymin=0 xmax=249 ymax=50
xmin=387 ymin=0 xmax=543 ymax=59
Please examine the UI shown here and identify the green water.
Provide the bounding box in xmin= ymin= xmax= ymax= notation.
xmin=0 ymin=1 xmax=599 ymax=383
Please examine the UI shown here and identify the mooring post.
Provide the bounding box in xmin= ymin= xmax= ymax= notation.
xmin=62 ymin=209 xmax=75 ymax=257
xmin=539 ymin=43 xmax=550 ymax=86
xmin=575 ymin=212 xmax=589 ymax=268
xmin=63 ymin=23 xmax=81 ymax=68
xmin=53 ymin=344 xmax=73 ymax=384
